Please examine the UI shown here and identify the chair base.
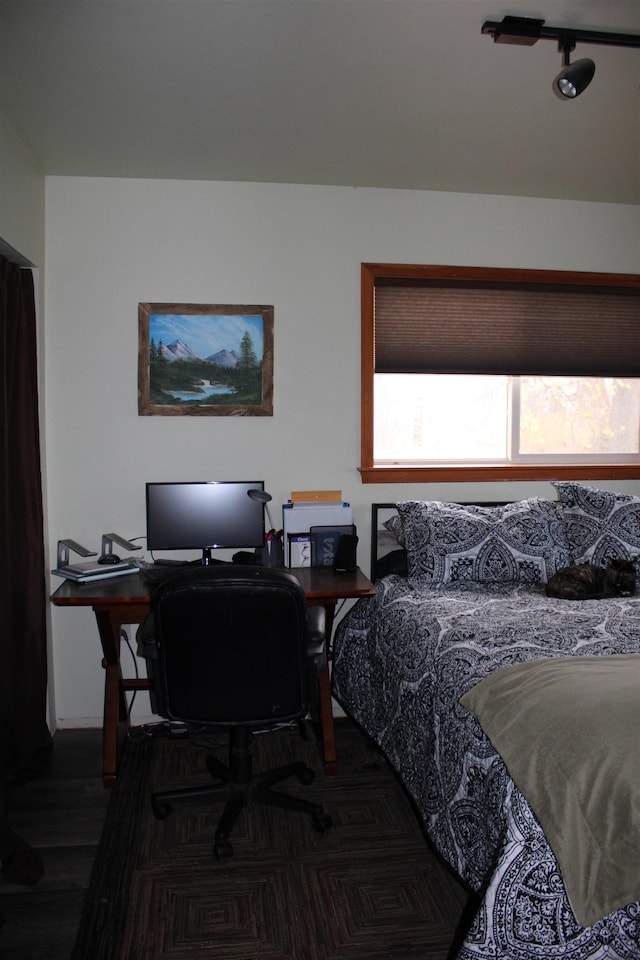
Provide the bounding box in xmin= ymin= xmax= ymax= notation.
xmin=151 ymin=727 xmax=332 ymax=859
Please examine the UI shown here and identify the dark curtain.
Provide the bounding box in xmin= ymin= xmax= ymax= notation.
xmin=0 ymin=254 xmax=52 ymax=773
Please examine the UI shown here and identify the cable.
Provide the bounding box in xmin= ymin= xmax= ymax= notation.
xmin=120 ymin=627 xmax=147 ymax=738
xmin=121 ymin=628 xmax=139 ymax=718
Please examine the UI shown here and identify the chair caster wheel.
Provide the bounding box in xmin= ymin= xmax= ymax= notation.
xmin=214 ymin=840 xmax=233 ymax=860
xmin=152 ymin=800 xmax=172 ymax=820
xmin=298 ymin=766 xmax=315 ymax=786
xmin=312 ymin=810 xmax=332 ymax=833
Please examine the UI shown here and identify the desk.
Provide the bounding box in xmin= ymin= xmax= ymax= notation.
xmin=51 ymin=566 xmax=376 ymax=787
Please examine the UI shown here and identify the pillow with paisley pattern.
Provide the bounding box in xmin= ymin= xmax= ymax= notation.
xmin=552 ymin=481 xmax=640 ymax=582
xmin=396 ymin=497 xmax=570 ymax=589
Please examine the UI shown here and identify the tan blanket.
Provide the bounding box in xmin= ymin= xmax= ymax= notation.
xmin=460 ymin=653 xmax=640 ymax=927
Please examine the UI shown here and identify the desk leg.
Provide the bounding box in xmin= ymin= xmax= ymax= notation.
xmin=317 ymin=661 xmax=337 ymax=776
xmin=94 ymin=610 xmax=126 ymax=788
xmin=318 ymin=601 xmax=338 ymax=776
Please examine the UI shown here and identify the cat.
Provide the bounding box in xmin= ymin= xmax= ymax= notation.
xmin=545 ymin=558 xmax=637 ymax=600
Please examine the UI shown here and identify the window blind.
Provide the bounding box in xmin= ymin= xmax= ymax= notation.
xmin=374 ymin=281 xmax=640 ymax=377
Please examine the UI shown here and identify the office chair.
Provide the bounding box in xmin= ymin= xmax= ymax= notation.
xmin=138 ymin=564 xmax=332 ymax=860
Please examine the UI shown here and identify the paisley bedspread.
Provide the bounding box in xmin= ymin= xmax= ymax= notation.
xmin=332 ymin=577 xmax=640 ymax=960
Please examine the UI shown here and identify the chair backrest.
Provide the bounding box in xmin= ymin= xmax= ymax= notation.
xmin=150 ymin=565 xmax=310 ymax=726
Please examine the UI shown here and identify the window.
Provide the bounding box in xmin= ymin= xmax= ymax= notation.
xmin=360 ymin=264 xmax=640 ymax=483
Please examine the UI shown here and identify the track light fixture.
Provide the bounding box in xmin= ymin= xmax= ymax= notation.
xmin=482 ymin=16 xmax=640 ymax=99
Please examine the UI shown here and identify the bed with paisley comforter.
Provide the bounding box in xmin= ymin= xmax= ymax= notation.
xmin=332 ymin=482 xmax=640 ymax=960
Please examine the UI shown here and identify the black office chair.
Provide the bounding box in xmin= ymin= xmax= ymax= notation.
xmin=137 ymin=564 xmax=332 ymax=860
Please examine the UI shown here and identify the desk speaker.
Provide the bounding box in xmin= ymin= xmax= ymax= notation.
xmin=333 ymin=533 xmax=358 ymax=573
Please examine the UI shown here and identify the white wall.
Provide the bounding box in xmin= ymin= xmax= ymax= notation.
xmin=0 ymin=111 xmax=45 ymax=268
xmin=44 ymin=176 xmax=640 ymax=724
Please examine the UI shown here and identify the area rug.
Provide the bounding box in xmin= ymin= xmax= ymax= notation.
xmin=71 ymin=719 xmax=472 ymax=960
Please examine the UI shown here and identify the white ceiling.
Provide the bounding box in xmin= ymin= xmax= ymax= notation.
xmin=1 ymin=0 xmax=639 ymax=204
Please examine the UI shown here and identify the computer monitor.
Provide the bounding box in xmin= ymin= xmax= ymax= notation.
xmin=145 ymin=481 xmax=265 ymax=562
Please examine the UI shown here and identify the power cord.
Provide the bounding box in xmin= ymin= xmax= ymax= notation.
xmin=120 ymin=626 xmax=173 ymax=741
xmin=120 ymin=628 xmax=138 ymax=721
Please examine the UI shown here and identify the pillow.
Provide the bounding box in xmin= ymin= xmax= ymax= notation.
xmin=375 ymin=548 xmax=409 ymax=581
xmin=396 ymin=497 xmax=570 ymax=588
xmin=375 ymin=515 xmax=408 ymax=580
xmin=553 ymin=482 xmax=640 ymax=580
xmin=383 ymin=514 xmax=405 ymax=546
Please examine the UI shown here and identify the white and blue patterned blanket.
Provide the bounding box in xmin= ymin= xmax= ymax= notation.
xmin=332 ymin=576 xmax=640 ymax=960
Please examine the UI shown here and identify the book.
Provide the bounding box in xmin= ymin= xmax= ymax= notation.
xmin=287 ymin=533 xmax=312 ymax=568
xmin=289 ymin=490 xmax=342 ymax=502
xmin=51 ymin=561 xmax=141 ymax=582
xmin=65 ymin=558 xmax=140 ymax=576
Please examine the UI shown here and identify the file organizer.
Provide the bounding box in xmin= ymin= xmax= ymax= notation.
xmin=282 ymin=501 xmax=352 ymax=566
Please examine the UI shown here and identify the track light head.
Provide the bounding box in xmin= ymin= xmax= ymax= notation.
xmin=555 ymin=57 xmax=596 ymax=98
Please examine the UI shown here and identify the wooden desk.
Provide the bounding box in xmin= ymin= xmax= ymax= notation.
xmin=51 ymin=566 xmax=376 ymax=787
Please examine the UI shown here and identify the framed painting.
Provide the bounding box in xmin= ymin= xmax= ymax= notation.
xmin=138 ymin=303 xmax=274 ymax=416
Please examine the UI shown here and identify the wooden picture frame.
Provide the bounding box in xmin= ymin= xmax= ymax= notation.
xmin=138 ymin=302 xmax=274 ymax=416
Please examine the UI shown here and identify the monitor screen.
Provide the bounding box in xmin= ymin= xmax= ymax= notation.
xmin=146 ymin=481 xmax=265 ymax=553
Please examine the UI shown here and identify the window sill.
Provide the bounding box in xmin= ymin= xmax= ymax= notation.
xmin=359 ymin=464 xmax=640 ymax=483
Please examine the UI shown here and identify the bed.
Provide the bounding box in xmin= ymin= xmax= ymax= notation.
xmin=332 ymin=482 xmax=640 ymax=960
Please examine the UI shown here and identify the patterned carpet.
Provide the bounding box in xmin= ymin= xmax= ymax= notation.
xmin=72 ymin=719 xmax=473 ymax=960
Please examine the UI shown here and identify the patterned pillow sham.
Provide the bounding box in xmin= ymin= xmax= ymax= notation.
xmin=396 ymin=497 xmax=570 ymax=588
xmin=552 ymin=481 xmax=640 ymax=580
xmin=383 ymin=514 xmax=405 ymax=546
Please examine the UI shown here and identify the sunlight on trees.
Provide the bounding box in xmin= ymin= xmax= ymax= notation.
xmin=374 ymin=375 xmax=640 ymax=463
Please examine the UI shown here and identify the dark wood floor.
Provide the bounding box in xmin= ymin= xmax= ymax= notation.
xmin=0 ymin=729 xmax=109 ymax=960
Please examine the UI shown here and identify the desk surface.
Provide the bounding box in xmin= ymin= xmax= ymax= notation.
xmin=51 ymin=565 xmax=376 ymax=607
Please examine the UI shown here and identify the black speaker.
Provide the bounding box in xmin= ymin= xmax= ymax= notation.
xmin=333 ymin=533 xmax=358 ymax=573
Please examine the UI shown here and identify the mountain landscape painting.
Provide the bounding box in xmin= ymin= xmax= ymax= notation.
xmin=138 ymin=303 xmax=274 ymax=417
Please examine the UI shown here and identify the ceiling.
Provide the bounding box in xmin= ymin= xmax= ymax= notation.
xmin=1 ymin=0 xmax=639 ymax=204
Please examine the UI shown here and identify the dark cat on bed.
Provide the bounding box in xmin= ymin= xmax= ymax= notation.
xmin=545 ymin=558 xmax=636 ymax=600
